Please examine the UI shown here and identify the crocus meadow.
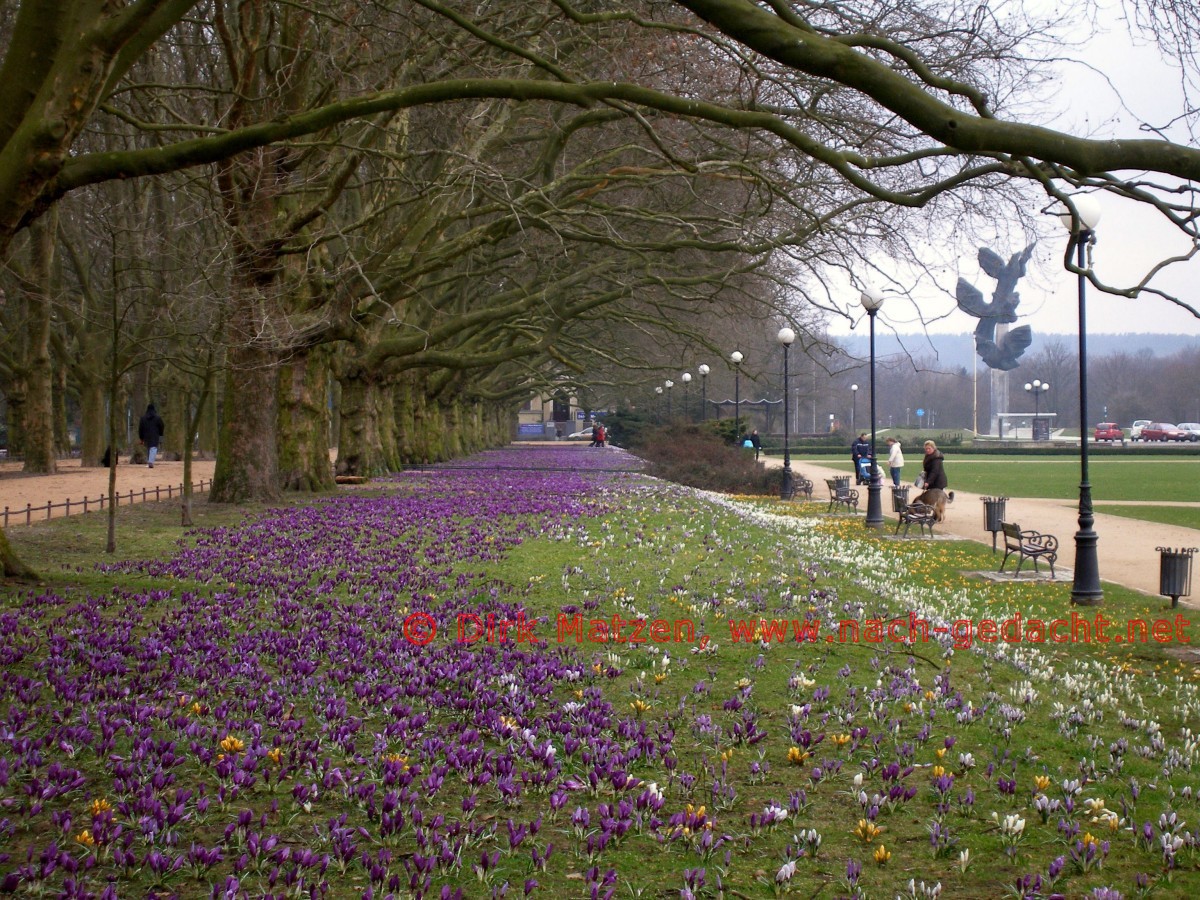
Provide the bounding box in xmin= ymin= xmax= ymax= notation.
xmin=0 ymin=445 xmax=1197 ymax=898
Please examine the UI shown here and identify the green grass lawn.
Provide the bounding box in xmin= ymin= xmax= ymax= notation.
xmin=796 ymin=454 xmax=1200 ymax=528
xmin=1095 ymin=504 xmax=1200 ymax=528
xmin=944 ymin=456 xmax=1200 ymax=504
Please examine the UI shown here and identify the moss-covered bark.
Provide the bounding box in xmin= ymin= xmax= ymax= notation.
xmin=19 ymin=215 xmax=57 ymax=474
xmin=278 ymin=347 xmax=336 ymax=492
xmin=78 ymin=379 xmax=106 ymax=467
xmin=335 ymin=374 xmax=389 ymax=477
xmin=0 ymin=527 xmax=36 ymax=580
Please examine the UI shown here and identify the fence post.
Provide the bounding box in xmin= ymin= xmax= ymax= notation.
xmin=66 ymin=498 xmax=71 ymax=516
xmin=142 ymin=488 xmax=147 ymax=503
xmin=25 ymin=503 xmax=31 ymax=525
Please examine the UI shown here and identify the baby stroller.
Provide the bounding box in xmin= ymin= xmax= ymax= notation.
xmin=855 ymin=456 xmax=872 ymax=485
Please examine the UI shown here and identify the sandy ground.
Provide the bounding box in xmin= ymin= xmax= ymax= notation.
xmin=0 ymin=457 xmax=217 ymax=525
xmin=2 ymin=451 xmax=1198 ymax=607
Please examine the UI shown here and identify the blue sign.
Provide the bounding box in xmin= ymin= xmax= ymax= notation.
xmin=577 ymin=411 xmax=585 ymax=420
xmin=916 ymin=408 xmax=925 ymax=418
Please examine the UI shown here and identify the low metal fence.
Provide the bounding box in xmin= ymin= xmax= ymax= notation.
xmin=2 ymin=479 xmax=212 ymax=527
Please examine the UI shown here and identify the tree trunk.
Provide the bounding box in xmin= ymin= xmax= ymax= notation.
xmin=5 ymin=388 xmax=25 ymax=458
xmin=210 ymin=340 xmax=281 ymax=503
xmin=53 ymin=364 xmax=70 ymax=456
xmin=335 ymin=374 xmax=389 ymax=477
xmin=278 ymin=347 xmax=336 ymax=492
xmin=20 ymin=215 xmax=58 ymax=475
xmin=0 ymin=528 xmax=37 ymax=580
xmin=79 ymin=378 xmax=106 ymax=467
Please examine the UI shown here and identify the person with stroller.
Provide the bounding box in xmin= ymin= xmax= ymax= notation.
xmin=851 ymin=432 xmax=871 ymax=484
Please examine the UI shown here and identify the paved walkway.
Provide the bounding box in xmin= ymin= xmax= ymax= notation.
xmin=771 ymin=455 xmax=1200 ymax=607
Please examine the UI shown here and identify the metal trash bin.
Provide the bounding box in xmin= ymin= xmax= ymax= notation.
xmin=831 ymin=475 xmax=850 ymax=491
xmin=891 ymin=486 xmax=910 ymax=513
xmin=982 ymin=496 xmax=1008 ymax=553
xmin=1158 ymin=547 xmax=1197 ymax=608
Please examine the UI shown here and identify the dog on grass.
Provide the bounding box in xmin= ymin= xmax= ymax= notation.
xmin=910 ymin=488 xmax=955 ymax=522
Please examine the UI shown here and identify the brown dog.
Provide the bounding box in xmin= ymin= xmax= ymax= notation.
xmin=910 ymin=488 xmax=955 ymax=522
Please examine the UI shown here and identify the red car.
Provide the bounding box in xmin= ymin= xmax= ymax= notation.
xmin=1140 ymin=422 xmax=1188 ymax=442
xmin=1093 ymin=422 xmax=1123 ymax=442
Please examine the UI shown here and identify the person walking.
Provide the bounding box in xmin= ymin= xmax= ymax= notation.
xmin=138 ymin=403 xmax=165 ymax=468
xmin=749 ymin=429 xmax=762 ymax=460
xmin=921 ymin=439 xmax=948 ymax=490
xmin=886 ymin=437 xmax=904 ymax=486
xmin=851 ymin=432 xmax=870 ymax=484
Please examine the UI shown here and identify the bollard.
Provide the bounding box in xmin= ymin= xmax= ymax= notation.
xmin=982 ymin=496 xmax=1008 ymax=553
xmin=891 ymin=486 xmax=910 ymax=513
xmin=1158 ymin=547 xmax=1197 ymax=608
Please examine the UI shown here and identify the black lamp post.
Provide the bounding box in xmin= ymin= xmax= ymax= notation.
xmin=851 ymin=383 xmax=859 ymax=435
xmin=1025 ymin=379 xmax=1049 ymax=438
xmin=665 ymin=380 xmax=674 ymax=418
xmin=698 ymin=364 xmax=709 ymax=420
xmin=860 ymin=287 xmax=885 ymax=528
xmin=730 ymin=351 xmax=743 ymax=442
xmin=682 ymin=372 xmax=691 ymax=421
xmin=777 ymin=327 xmax=795 ymax=499
xmin=1058 ymin=194 xmax=1103 ymax=605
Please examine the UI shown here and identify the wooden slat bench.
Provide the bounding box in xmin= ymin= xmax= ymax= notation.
xmin=894 ymin=502 xmax=936 ymax=537
xmin=999 ymin=522 xmax=1059 ymax=578
xmin=825 ymin=478 xmax=859 ymax=513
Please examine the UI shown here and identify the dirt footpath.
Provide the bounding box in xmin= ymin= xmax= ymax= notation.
xmin=778 ymin=457 xmax=1199 ymax=607
xmin=0 ymin=457 xmax=217 ymax=524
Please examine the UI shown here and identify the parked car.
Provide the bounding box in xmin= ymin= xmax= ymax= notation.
xmin=1129 ymin=419 xmax=1151 ymax=441
xmin=1093 ymin=422 xmax=1123 ymax=442
xmin=1176 ymin=422 xmax=1200 ymax=441
xmin=1140 ymin=422 xmax=1188 ymax=442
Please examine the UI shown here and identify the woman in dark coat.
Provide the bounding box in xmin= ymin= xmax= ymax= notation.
xmin=922 ymin=440 xmax=948 ymax=490
xmin=138 ymin=403 xmax=165 ymax=468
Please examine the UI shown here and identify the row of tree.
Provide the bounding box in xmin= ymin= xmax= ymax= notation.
xmin=601 ymin=337 xmax=1200 ymax=437
xmin=4 ymin=1 xmax=1200 ymax=571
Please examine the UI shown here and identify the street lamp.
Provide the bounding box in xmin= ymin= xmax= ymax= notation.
xmin=777 ymin=327 xmax=796 ymax=499
xmin=655 ymin=385 xmax=663 ymax=420
xmin=851 ymin=383 xmax=859 ymax=435
xmin=860 ymin=287 xmax=885 ymax=528
xmin=681 ymin=372 xmax=692 ymax=420
xmin=665 ymin=380 xmax=674 ymax=418
xmin=730 ymin=351 xmax=744 ymax=442
xmin=1057 ymin=194 xmax=1103 ymax=605
xmin=1025 ymin=379 xmax=1049 ymax=439
xmin=698 ymin=364 xmax=710 ymax=420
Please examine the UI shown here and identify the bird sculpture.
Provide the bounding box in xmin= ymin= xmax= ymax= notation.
xmin=956 ymin=243 xmax=1036 ymax=371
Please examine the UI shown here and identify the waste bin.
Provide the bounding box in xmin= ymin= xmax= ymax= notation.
xmin=831 ymin=475 xmax=850 ymax=490
xmin=982 ymin=496 xmax=1008 ymax=553
xmin=891 ymin=486 xmax=910 ymax=513
xmin=1158 ymin=547 xmax=1197 ymax=608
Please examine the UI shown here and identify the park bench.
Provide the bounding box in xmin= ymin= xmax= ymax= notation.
xmin=998 ymin=522 xmax=1059 ymax=578
xmin=786 ymin=474 xmax=814 ymax=502
xmin=824 ymin=478 xmax=859 ymax=513
xmin=894 ymin=501 xmax=937 ymax=538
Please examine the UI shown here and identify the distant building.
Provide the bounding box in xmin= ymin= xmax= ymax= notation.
xmin=517 ymin=392 xmax=585 ymax=439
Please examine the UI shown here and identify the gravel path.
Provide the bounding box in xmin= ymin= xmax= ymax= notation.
xmin=772 ymin=456 xmax=1200 ymax=608
xmin=0 ymin=457 xmax=216 ymax=526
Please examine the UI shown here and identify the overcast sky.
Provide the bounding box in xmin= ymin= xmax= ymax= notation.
xmin=826 ymin=11 xmax=1200 ymax=339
